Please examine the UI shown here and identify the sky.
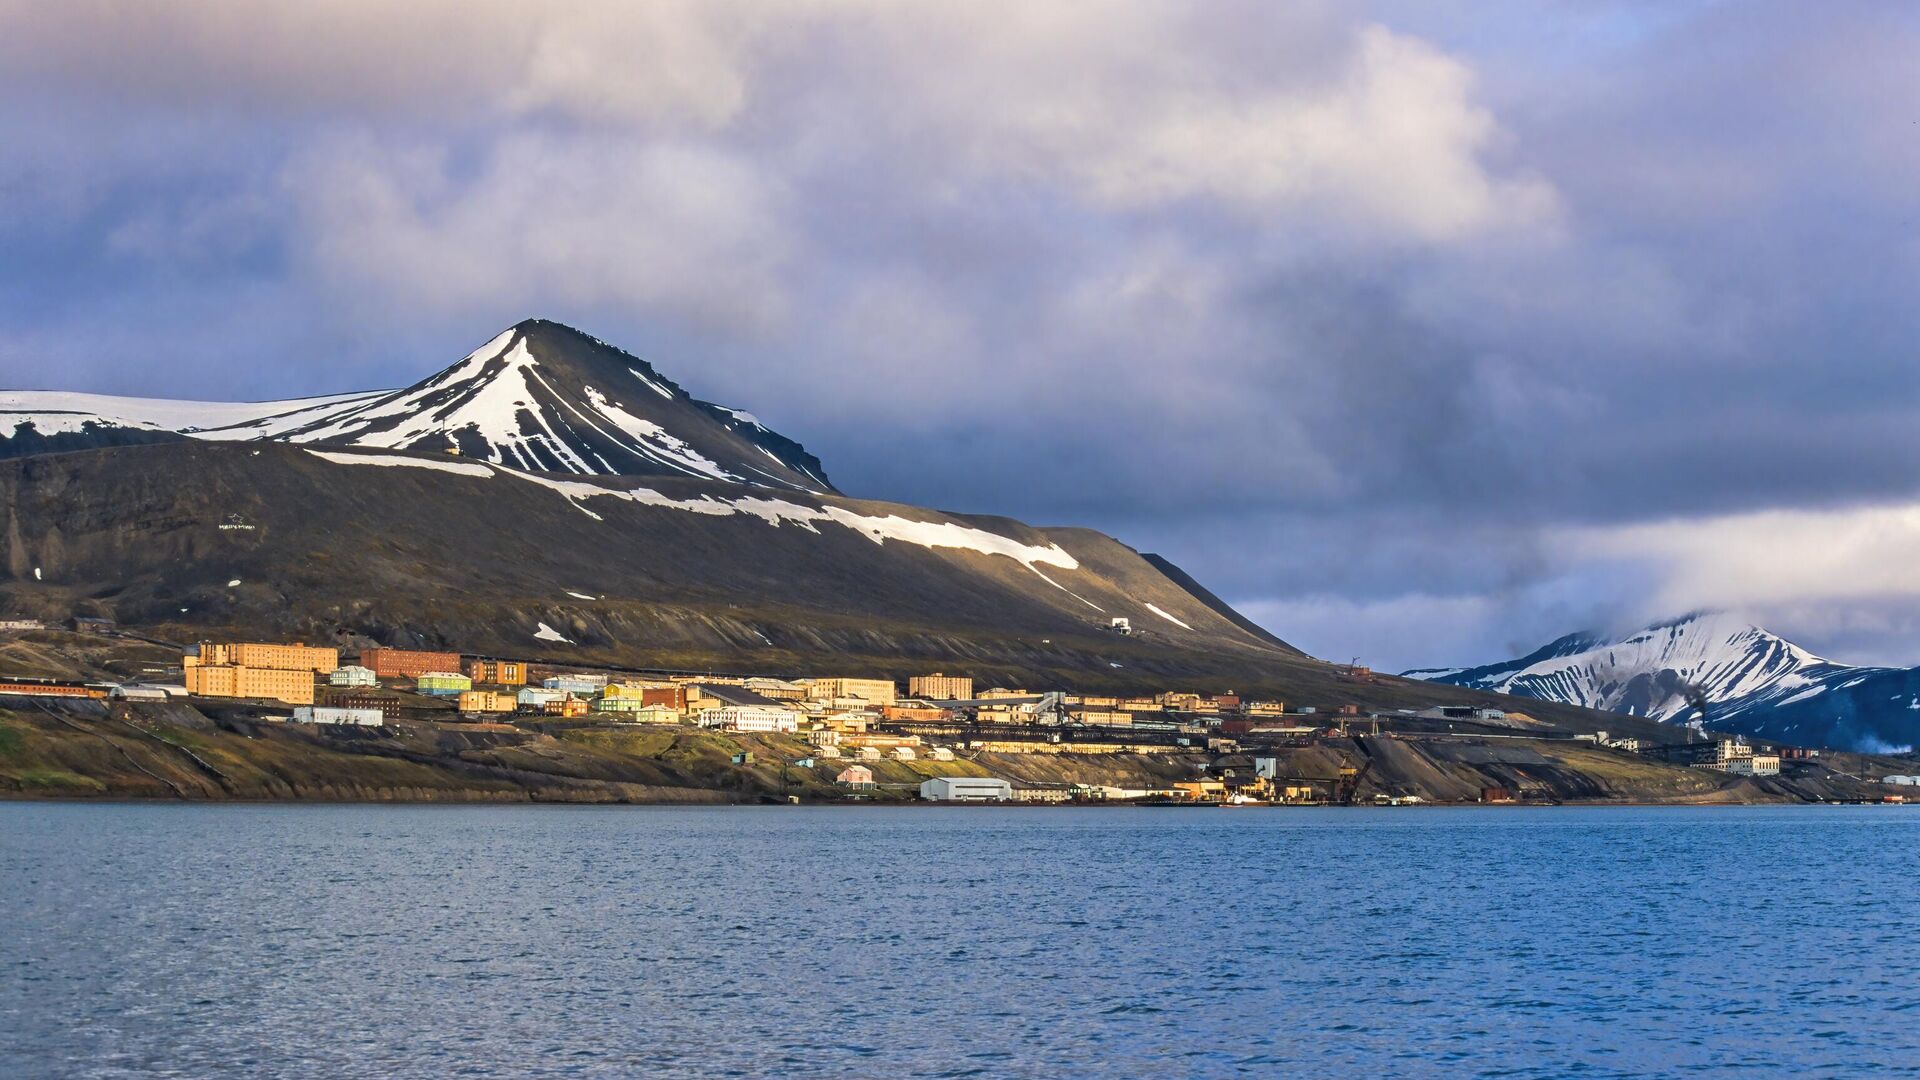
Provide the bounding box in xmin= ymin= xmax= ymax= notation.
xmin=3 ymin=0 xmax=1919 ymax=671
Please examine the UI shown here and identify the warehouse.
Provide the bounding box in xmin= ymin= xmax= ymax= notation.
xmin=291 ymin=706 xmax=384 ymax=726
xmin=919 ymin=776 xmax=1012 ymax=802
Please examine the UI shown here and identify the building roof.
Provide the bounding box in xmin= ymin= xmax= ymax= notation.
xmin=697 ymin=683 xmax=784 ymax=708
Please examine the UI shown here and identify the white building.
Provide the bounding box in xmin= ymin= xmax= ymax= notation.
xmin=291 ymin=705 xmax=384 ymax=726
xmin=700 ymin=706 xmax=800 ymax=733
xmin=544 ymin=674 xmax=607 ymax=694
xmin=920 ymin=776 xmax=1012 ymax=802
xmin=889 ymin=745 xmax=917 ymax=761
xmin=329 ymin=665 xmax=378 ymax=688
xmin=517 ymin=686 xmax=563 ymax=708
xmin=109 ymin=684 xmax=171 ymax=701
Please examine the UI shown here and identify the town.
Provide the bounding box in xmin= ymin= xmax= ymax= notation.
xmin=0 ymin=622 xmax=1859 ymax=805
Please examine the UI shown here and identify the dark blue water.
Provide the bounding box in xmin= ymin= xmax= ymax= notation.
xmin=4 ymin=804 xmax=1919 ymax=1078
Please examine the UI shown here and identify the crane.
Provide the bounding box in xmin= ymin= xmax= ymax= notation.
xmin=1333 ymin=758 xmax=1375 ymax=806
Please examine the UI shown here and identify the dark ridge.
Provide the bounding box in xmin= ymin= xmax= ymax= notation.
xmin=1140 ymin=552 xmax=1302 ymax=656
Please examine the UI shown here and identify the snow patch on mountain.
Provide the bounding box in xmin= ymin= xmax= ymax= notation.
xmin=1410 ymin=611 xmax=1920 ymax=753
xmin=0 ymin=389 xmax=384 ymax=438
xmin=4 ymin=320 xmax=835 ymax=493
xmin=1416 ymin=612 xmax=1828 ymax=721
xmin=303 ymin=447 xmax=1081 ymax=575
xmin=1146 ymin=603 xmax=1193 ymax=630
xmin=303 ymin=448 xmax=495 ymax=478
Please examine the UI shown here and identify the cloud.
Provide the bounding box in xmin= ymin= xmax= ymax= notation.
xmin=279 ymin=134 xmax=794 ymax=333
xmin=0 ymin=1 xmax=766 ymax=128
xmin=2 ymin=1 xmax=1919 ymax=674
xmin=1562 ymin=501 xmax=1920 ymax=616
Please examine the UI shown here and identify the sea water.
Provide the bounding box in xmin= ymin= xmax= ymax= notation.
xmin=4 ymin=803 xmax=1918 ymax=1078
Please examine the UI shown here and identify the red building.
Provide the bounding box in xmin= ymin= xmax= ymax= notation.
xmin=361 ymin=647 xmax=462 ymax=680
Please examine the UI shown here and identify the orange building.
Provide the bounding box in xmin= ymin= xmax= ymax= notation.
xmin=184 ymin=641 xmax=334 ymax=705
xmin=544 ymin=696 xmax=588 ymax=718
xmin=196 ymin=642 xmax=337 ymax=674
xmin=908 ymin=673 xmax=973 ymax=700
xmin=361 ymin=647 xmax=462 ymax=679
xmin=184 ymin=663 xmax=317 ymax=705
xmin=641 ymin=685 xmax=687 ymax=710
xmin=882 ymin=704 xmax=952 ymax=722
xmin=465 ymin=659 xmax=528 ymax=686
xmin=457 ymin=690 xmax=517 ymax=713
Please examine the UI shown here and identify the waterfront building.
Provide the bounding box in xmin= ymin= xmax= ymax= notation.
xmin=919 ymin=776 xmax=1012 ymax=802
xmin=835 ymin=765 xmax=875 ymax=791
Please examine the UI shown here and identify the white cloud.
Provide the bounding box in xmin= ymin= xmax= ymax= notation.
xmin=0 ymin=1 xmax=766 ymax=129
xmin=1560 ymin=501 xmax=1920 ymax=615
xmin=0 ymin=2 xmax=1549 ymax=244
xmin=280 ymin=134 xmax=793 ymax=331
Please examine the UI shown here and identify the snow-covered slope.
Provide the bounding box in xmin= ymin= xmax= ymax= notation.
xmin=1408 ymin=612 xmax=1920 ymax=753
xmin=0 ymin=320 xmax=833 ymax=492
xmin=0 ymin=389 xmax=384 ymax=438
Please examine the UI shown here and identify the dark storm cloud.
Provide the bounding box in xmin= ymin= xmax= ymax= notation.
xmin=1 ymin=1 xmax=1917 ymax=669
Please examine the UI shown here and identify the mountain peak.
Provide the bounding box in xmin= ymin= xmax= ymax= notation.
xmin=1410 ymin=610 xmax=1833 ymax=724
xmin=277 ymin=322 xmax=834 ymax=490
xmin=0 ymin=322 xmax=836 ymax=492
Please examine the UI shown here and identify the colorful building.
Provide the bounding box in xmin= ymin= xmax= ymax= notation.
xmin=544 ymin=695 xmax=588 ymax=718
xmin=700 ymin=706 xmax=800 ymax=733
xmin=805 ymin=677 xmax=897 ymax=705
xmin=415 ymin=671 xmax=472 ymax=697
xmin=908 ymin=673 xmax=973 ymax=700
xmin=543 ymin=674 xmax=607 ymax=695
xmin=835 ymin=765 xmax=875 ymax=791
xmin=465 ymin=659 xmax=528 ymax=686
xmin=329 ymin=665 xmax=378 ymax=688
xmin=361 ymin=647 xmax=462 ymax=680
xmin=196 ymin=642 xmax=338 ymax=674
xmin=457 ymin=690 xmax=516 ymax=713
xmin=184 ymin=641 xmax=334 ymax=705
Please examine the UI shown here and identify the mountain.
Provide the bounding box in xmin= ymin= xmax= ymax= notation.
xmin=0 ymin=438 xmax=1323 ymax=690
xmin=1407 ymin=612 xmax=1920 ymax=753
xmin=0 ymin=319 xmax=1733 ymax=730
xmin=0 ymin=320 xmax=832 ymax=492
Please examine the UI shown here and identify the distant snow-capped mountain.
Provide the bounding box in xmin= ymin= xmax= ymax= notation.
xmin=1406 ymin=612 xmax=1920 ymax=753
xmin=0 ymin=319 xmax=833 ymax=493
